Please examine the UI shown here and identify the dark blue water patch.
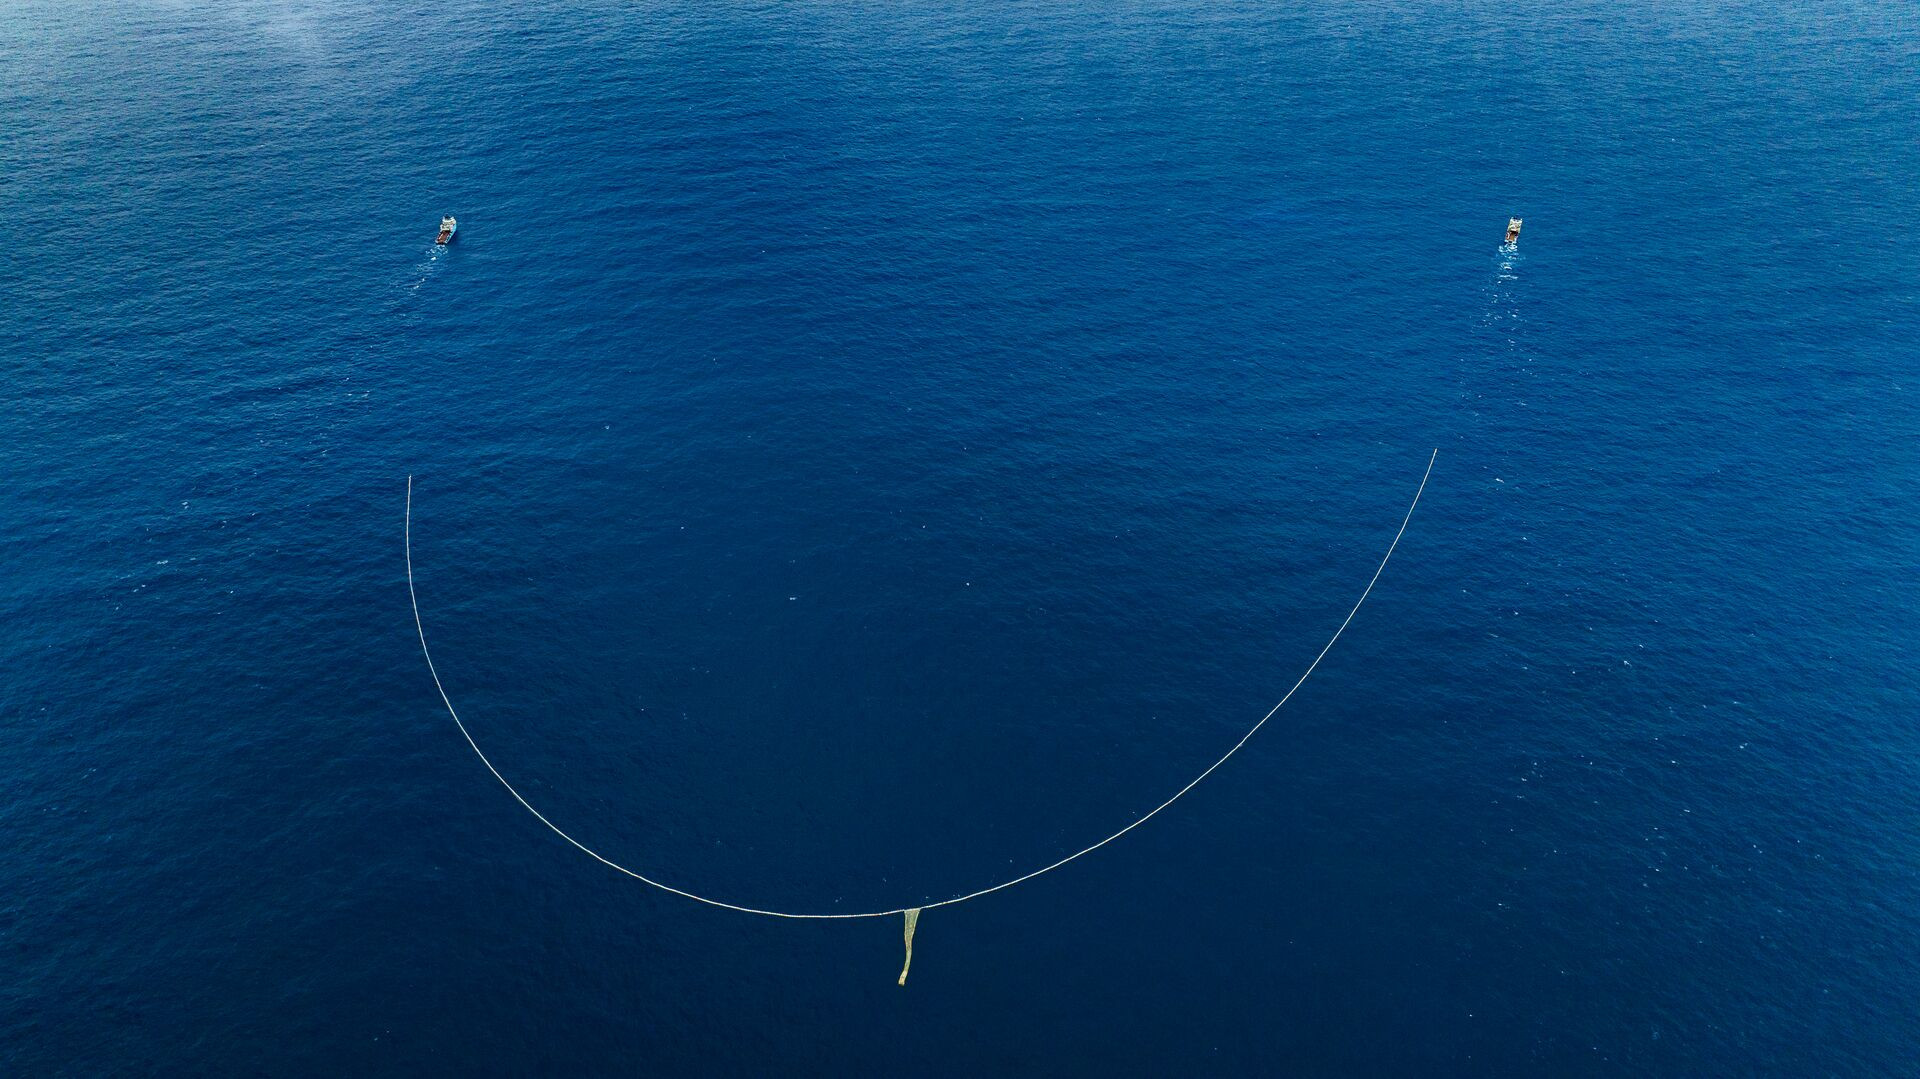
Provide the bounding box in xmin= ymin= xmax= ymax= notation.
xmin=5 ymin=0 xmax=1919 ymax=1074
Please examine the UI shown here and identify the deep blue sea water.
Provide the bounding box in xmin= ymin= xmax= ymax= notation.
xmin=6 ymin=1 xmax=1919 ymax=1073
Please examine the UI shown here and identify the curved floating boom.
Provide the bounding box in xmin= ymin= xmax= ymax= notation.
xmin=404 ymin=449 xmax=1437 ymax=922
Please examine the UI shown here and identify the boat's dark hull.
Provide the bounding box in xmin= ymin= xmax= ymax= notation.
xmin=436 ymin=230 xmax=454 ymax=245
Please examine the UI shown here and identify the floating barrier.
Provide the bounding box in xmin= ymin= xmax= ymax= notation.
xmin=404 ymin=449 xmax=1437 ymax=981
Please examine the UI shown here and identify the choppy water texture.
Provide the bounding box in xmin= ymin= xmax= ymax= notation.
xmin=5 ymin=1 xmax=1919 ymax=1073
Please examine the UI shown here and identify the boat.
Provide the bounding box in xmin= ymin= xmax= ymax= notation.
xmin=1504 ymin=217 xmax=1522 ymax=244
xmin=436 ymin=215 xmax=457 ymax=245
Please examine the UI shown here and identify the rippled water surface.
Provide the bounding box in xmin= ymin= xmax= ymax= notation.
xmin=5 ymin=1 xmax=1919 ymax=1073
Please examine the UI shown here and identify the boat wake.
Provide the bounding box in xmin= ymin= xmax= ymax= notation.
xmin=1458 ymin=236 xmax=1528 ymax=430
xmin=1486 ymin=245 xmax=1522 ymax=326
xmin=408 ymin=243 xmax=445 ymax=294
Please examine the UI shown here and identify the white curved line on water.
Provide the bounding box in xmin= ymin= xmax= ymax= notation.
xmin=406 ymin=449 xmax=1436 ymax=918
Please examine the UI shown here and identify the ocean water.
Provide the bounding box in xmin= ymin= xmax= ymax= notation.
xmin=5 ymin=0 xmax=1919 ymax=1073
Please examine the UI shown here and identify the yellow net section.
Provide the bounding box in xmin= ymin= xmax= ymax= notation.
xmin=898 ymin=908 xmax=921 ymax=985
